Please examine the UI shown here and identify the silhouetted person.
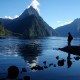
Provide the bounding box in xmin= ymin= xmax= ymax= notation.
xmin=67 ymin=32 xmax=73 ymax=50
xmin=7 ymin=66 xmax=19 ymax=79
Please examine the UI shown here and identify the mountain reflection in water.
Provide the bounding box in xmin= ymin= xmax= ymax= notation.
xmin=18 ymin=42 xmax=41 ymax=65
xmin=0 ymin=37 xmax=80 ymax=80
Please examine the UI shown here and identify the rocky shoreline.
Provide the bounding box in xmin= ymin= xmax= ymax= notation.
xmin=59 ymin=46 xmax=80 ymax=56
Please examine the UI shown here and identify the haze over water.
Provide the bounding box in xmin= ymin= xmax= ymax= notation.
xmin=0 ymin=37 xmax=80 ymax=80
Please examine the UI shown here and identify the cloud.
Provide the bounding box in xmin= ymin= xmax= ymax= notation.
xmin=14 ymin=15 xmax=19 ymax=18
xmin=4 ymin=16 xmax=13 ymax=19
xmin=4 ymin=15 xmax=19 ymax=19
xmin=28 ymin=0 xmax=40 ymax=13
xmin=57 ymin=20 xmax=72 ymax=26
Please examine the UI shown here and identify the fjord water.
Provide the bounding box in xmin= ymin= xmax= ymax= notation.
xmin=0 ymin=37 xmax=80 ymax=80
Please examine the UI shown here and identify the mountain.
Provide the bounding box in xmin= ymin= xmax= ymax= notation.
xmin=55 ymin=18 xmax=80 ymax=37
xmin=0 ymin=22 xmax=12 ymax=36
xmin=0 ymin=6 xmax=56 ymax=38
xmin=0 ymin=22 xmax=22 ymax=36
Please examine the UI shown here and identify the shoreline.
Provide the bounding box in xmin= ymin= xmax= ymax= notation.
xmin=58 ymin=46 xmax=80 ymax=56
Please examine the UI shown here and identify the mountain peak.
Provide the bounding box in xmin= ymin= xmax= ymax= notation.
xmin=28 ymin=6 xmax=39 ymax=16
xmin=28 ymin=6 xmax=39 ymax=13
xmin=0 ymin=5 xmax=56 ymax=38
xmin=28 ymin=6 xmax=35 ymax=10
xmin=19 ymin=6 xmax=39 ymax=19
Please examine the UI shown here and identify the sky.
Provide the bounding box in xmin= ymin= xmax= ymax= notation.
xmin=0 ymin=0 xmax=80 ymax=29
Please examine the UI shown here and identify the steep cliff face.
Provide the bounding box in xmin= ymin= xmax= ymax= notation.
xmin=23 ymin=15 xmax=52 ymax=38
xmin=0 ymin=6 xmax=56 ymax=38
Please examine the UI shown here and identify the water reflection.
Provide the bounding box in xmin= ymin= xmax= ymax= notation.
xmin=18 ymin=42 xmax=42 ymax=65
xmin=0 ymin=37 xmax=80 ymax=80
xmin=29 ymin=52 xmax=80 ymax=72
xmin=67 ymin=52 xmax=72 ymax=68
xmin=57 ymin=52 xmax=72 ymax=68
xmin=17 ymin=41 xmax=80 ymax=70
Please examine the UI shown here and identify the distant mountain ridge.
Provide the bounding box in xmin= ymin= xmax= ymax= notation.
xmin=0 ymin=6 xmax=56 ymax=38
xmin=55 ymin=18 xmax=80 ymax=37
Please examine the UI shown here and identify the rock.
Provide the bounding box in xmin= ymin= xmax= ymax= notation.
xmin=7 ymin=66 xmax=19 ymax=79
xmin=54 ymin=64 xmax=56 ymax=67
xmin=56 ymin=56 xmax=59 ymax=60
xmin=24 ymin=76 xmax=30 ymax=80
xmin=21 ymin=68 xmax=27 ymax=73
xmin=58 ymin=59 xmax=65 ymax=66
xmin=59 ymin=46 xmax=80 ymax=56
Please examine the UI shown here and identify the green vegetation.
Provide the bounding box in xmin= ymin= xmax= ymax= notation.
xmin=0 ymin=22 xmax=14 ymax=36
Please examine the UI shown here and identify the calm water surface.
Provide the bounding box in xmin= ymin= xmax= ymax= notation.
xmin=0 ymin=37 xmax=80 ymax=80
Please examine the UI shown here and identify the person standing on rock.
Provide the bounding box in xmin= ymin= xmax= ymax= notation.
xmin=67 ymin=32 xmax=73 ymax=49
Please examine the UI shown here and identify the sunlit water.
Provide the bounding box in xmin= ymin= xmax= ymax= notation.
xmin=0 ymin=36 xmax=80 ymax=80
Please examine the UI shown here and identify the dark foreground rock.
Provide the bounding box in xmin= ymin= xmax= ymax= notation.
xmin=59 ymin=46 xmax=80 ymax=56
